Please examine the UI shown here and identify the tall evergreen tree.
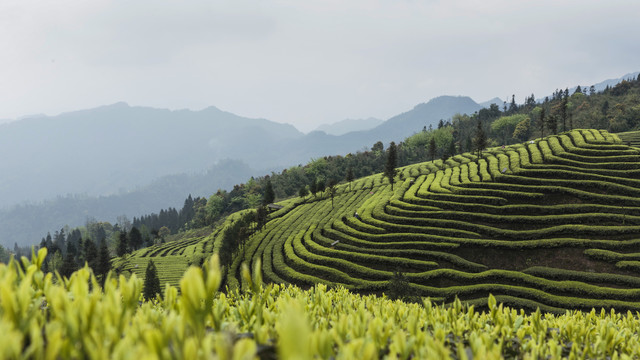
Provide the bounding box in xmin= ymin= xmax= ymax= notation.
xmin=384 ymin=141 xmax=398 ymax=190
xmin=327 ymin=179 xmax=338 ymax=208
xmin=262 ymin=179 xmax=275 ymax=205
xmin=447 ymin=140 xmax=456 ymax=158
xmin=255 ymin=206 xmax=269 ymax=231
xmin=561 ymin=95 xmax=569 ymax=132
xmin=83 ymin=238 xmax=98 ymax=270
xmin=473 ymin=120 xmax=487 ymax=159
xmin=547 ymin=111 xmax=558 ymax=135
xmin=116 ymin=231 xmax=129 ymax=257
xmin=143 ymin=260 xmax=162 ymax=301
xmin=539 ymin=107 xmax=546 ymax=138
xmin=53 ymin=228 xmax=66 ymax=256
xmin=97 ymin=240 xmax=111 ymax=282
xmin=509 ymin=94 xmax=517 ymax=113
xmin=345 ymin=166 xmax=354 ymax=191
xmin=129 ymin=227 xmax=143 ymax=251
xmin=60 ymin=252 xmax=78 ymax=278
xmin=428 ymin=137 xmax=437 ymax=163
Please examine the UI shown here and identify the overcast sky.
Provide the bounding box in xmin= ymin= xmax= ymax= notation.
xmin=1 ymin=0 xmax=638 ymax=132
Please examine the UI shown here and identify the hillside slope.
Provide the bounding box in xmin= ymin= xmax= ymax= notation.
xmin=118 ymin=129 xmax=640 ymax=312
xmin=231 ymin=129 xmax=640 ymax=312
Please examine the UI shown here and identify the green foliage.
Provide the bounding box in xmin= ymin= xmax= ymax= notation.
xmin=216 ymin=129 xmax=640 ymax=314
xmin=491 ymin=114 xmax=528 ymax=143
xmin=6 ymin=250 xmax=640 ymax=358
xmin=384 ymin=141 xmax=398 ymax=190
xmin=473 ymin=120 xmax=487 ymax=158
xmin=512 ymin=116 xmax=531 ymax=142
xmin=428 ymin=137 xmax=436 ymax=162
xmin=262 ymin=179 xmax=275 ymax=205
xmin=0 ymin=244 xmax=9 ymax=263
xmin=116 ymin=231 xmax=128 ymax=257
xmin=143 ymin=259 xmax=162 ymax=301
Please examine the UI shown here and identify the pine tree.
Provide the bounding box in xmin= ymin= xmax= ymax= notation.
xmin=547 ymin=110 xmax=558 ymax=135
xmin=143 ymin=260 xmax=162 ymax=301
xmin=116 ymin=231 xmax=129 ymax=257
xmin=129 ymin=227 xmax=143 ymax=250
xmin=97 ymin=239 xmax=111 ymax=282
xmin=539 ymin=108 xmax=546 ymax=138
xmin=428 ymin=137 xmax=437 ymax=163
xmin=327 ymin=179 xmax=338 ymax=208
xmin=447 ymin=140 xmax=456 ymax=158
xmin=262 ymin=180 xmax=275 ymax=205
xmin=60 ymin=252 xmax=78 ymax=278
xmin=473 ymin=120 xmax=487 ymax=159
xmin=384 ymin=141 xmax=398 ymax=190
xmin=509 ymin=94 xmax=517 ymax=113
xmin=255 ymin=206 xmax=269 ymax=230
xmin=560 ymin=95 xmax=568 ymax=132
xmin=83 ymin=238 xmax=98 ymax=270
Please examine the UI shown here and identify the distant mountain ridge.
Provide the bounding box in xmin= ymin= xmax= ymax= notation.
xmin=479 ymin=97 xmax=503 ymax=108
xmin=315 ymin=117 xmax=384 ymax=136
xmin=0 ymin=95 xmax=483 ymax=246
xmin=0 ymin=102 xmax=304 ymax=208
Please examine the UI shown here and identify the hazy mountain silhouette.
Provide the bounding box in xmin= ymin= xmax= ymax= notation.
xmin=0 ymin=102 xmax=303 ymax=209
xmin=315 ymin=117 xmax=384 ymax=136
xmin=0 ymin=95 xmax=484 ymax=246
xmin=479 ymin=97 xmax=504 ymax=108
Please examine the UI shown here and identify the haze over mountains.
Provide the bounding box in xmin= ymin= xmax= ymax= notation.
xmin=315 ymin=118 xmax=384 ymax=136
xmin=0 ymin=71 xmax=636 ymax=247
xmin=0 ymin=95 xmax=485 ymax=246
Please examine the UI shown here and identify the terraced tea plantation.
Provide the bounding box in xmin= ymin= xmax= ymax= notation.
xmin=120 ymin=129 xmax=640 ymax=313
xmin=112 ymin=230 xmax=217 ymax=288
xmin=617 ymin=130 xmax=640 ymax=147
xmin=230 ymin=129 xmax=640 ymax=312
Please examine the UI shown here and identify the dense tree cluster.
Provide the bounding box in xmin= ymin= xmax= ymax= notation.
xmin=36 ymin=226 xmax=111 ymax=281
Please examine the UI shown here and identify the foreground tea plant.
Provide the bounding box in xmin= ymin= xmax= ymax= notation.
xmin=3 ymin=249 xmax=640 ymax=359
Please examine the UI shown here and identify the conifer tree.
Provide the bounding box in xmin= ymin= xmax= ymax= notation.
xmin=255 ymin=206 xmax=268 ymax=230
xmin=83 ymin=238 xmax=98 ymax=270
xmin=60 ymin=252 xmax=77 ymax=278
xmin=384 ymin=141 xmax=398 ymax=190
xmin=428 ymin=137 xmax=437 ymax=163
xmin=129 ymin=226 xmax=143 ymax=251
xmin=345 ymin=166 xmax=354 ymax=191
xmin=327 ymin=179 xmax=338 ymax=208
xmin=143 ymin=260 xmax=162 ymax=301
xmin=448 ymin=140 xmax=456 ymax=158
xmin=539 ymin=107 xmax=546 ymax=138
xmin=561 ymin=95 xmax=569 ymax=132
xmin=262 ymin=179 xmax=275 ymax=205
xmin=473 ymin=120 xmax=487 ymax=159
xmin=547 ymin=110 xmax=558 ymax=135
xmin=116 ymin=231 xmax=129 ymax=257
xmin=97 ymin=239 xmax=111 ymax=282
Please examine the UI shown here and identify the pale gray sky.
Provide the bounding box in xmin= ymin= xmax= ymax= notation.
xmin=1 ymin=0 xmax=638 ymax=132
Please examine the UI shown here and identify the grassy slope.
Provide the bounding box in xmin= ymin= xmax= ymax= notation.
xmin=119 ymin=129 xmax=640 ymax=312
